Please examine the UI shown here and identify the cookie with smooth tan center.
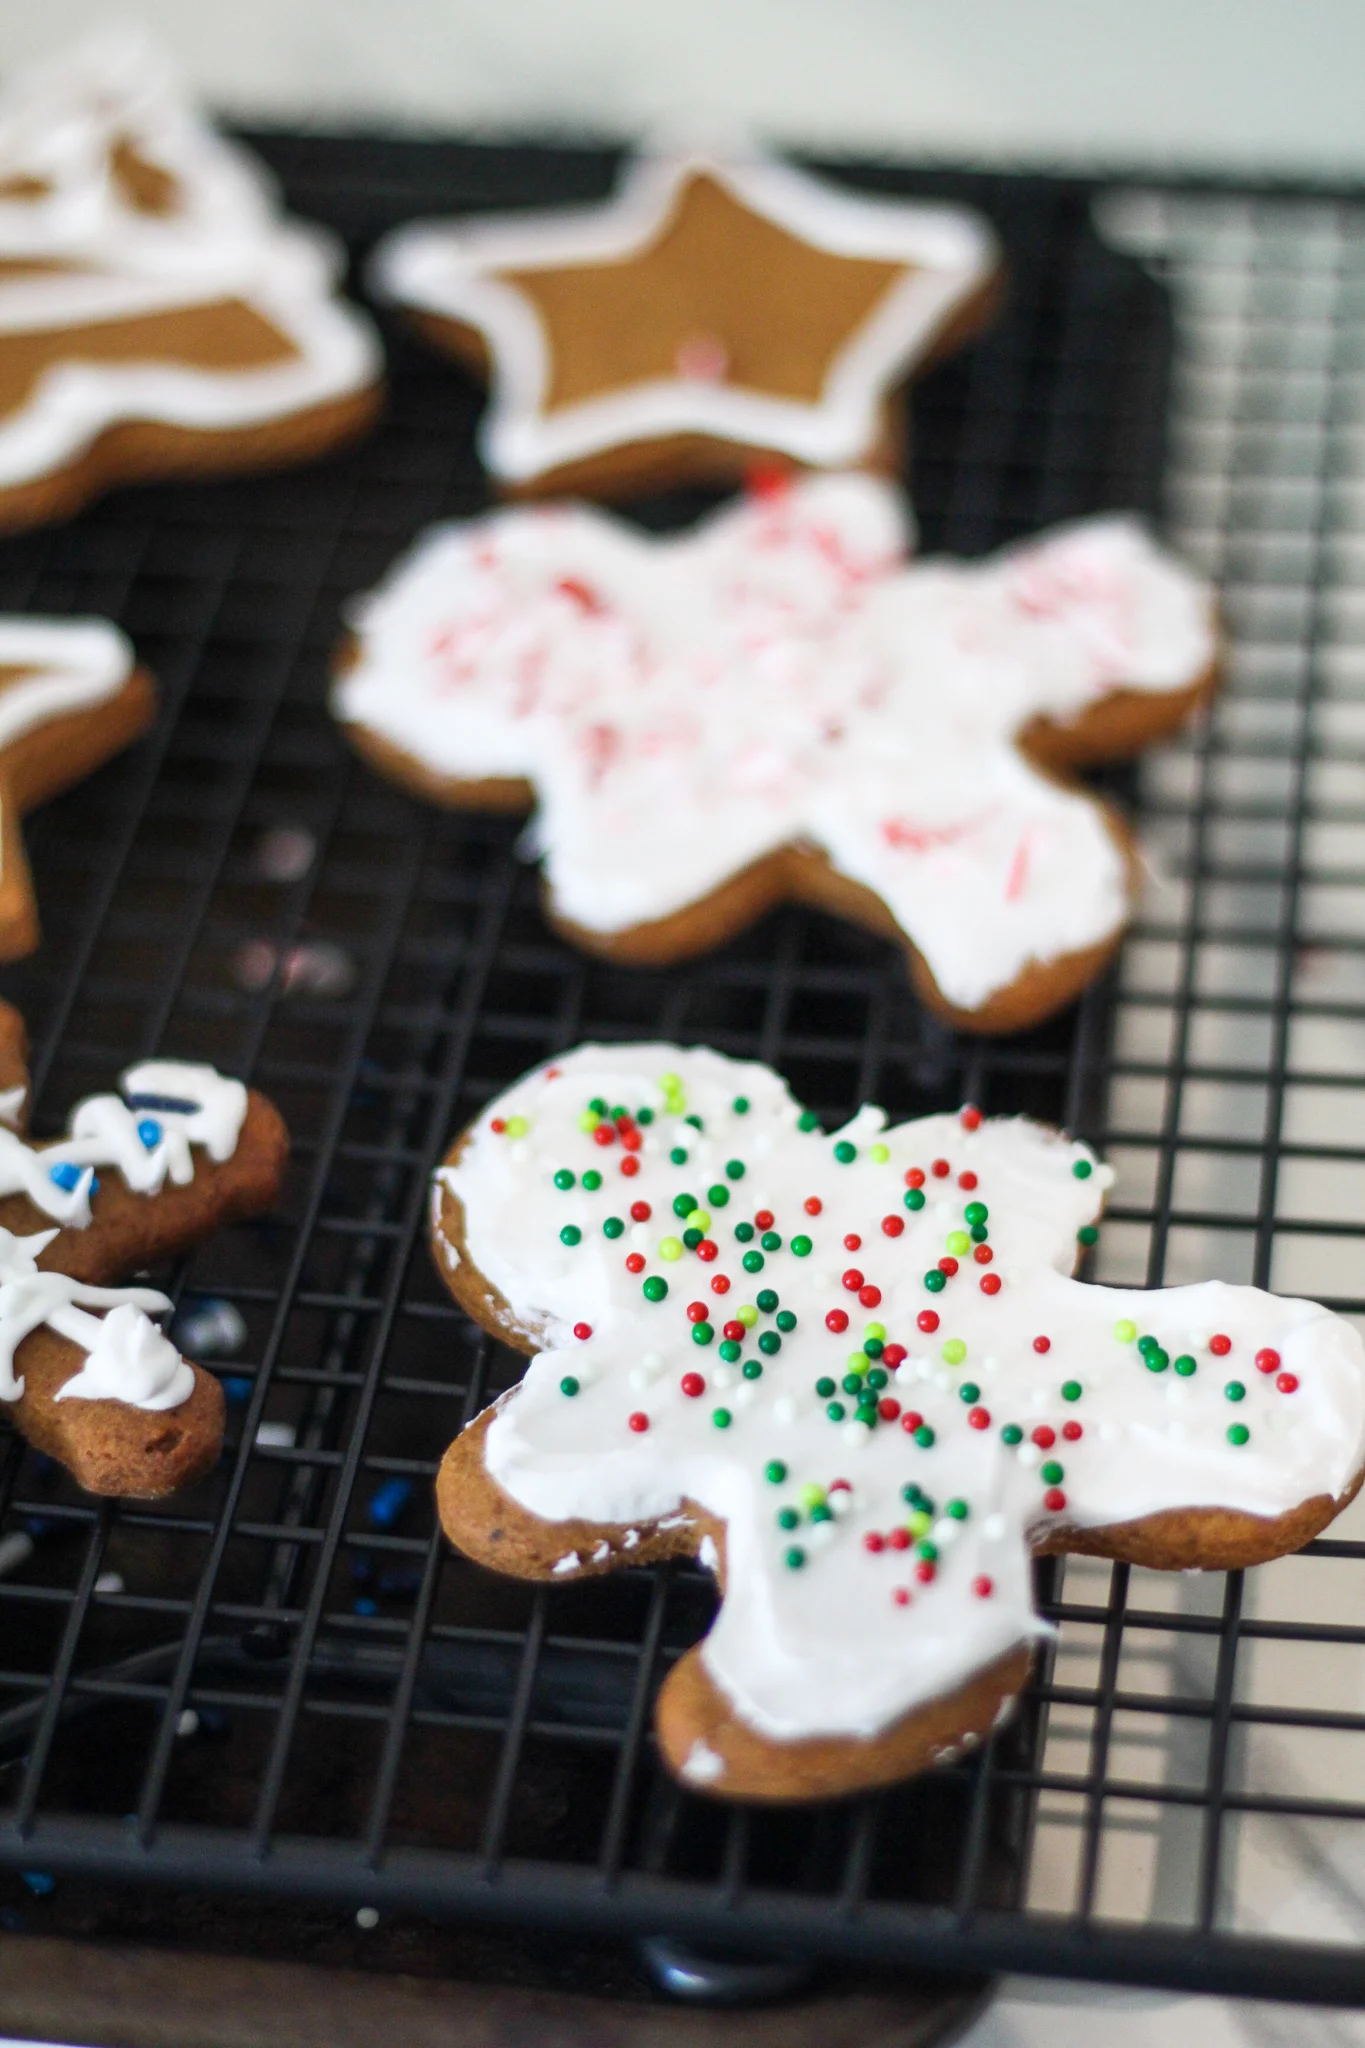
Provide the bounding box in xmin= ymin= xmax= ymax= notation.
xmin=333 ymin=471 xmax=1218 ymax=1033
xmin=431 ymin=1045 xmax=1365 ymax=1802
xmin=0 ymin=28 xmax=381 ymax=531
xmin=0 ymin=616 xmax=155 ymax=959
xmin=369 ymin=148 xmax=1000 ymax=498
xmin=0 ymin=1004 xmax=288 ymax=1498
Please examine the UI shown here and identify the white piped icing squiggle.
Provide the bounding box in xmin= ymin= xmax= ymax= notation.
xmin=0 ymin=28 xmax=379 ymax=488
xmin=371 ymin=147 xmax=997 ymax=485
xmin=437 ymin=1046 xmax=1365 ymax=1746
xmin=337 ymin=473 xmax=1216 ymax=1011
xmin=0 ymin=1228 xmax=189 ymax=1410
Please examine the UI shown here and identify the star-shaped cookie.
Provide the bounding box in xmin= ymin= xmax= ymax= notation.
xmin=0 ymin=1003 xmax=287 ymax=1497
xmin=333 ymin=472 xmax=1217 ymax=1032
xmin=0 ymin=28 xmax=381 ymax=531
xmin=0 ymin=615 xmax=154 ymax=958
xmin=370 ymin=147 xmax=999 ymax=498
xmin=433 ymin=1046 xmax=1365 ymax=1801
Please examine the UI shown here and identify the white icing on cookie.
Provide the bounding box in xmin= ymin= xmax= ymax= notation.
xmin=337 ymin=474 xmax=1215 ymax=1011
xmin=0 ymin=28 xmax=379 ymax=488
xmin=0 ymin=1225 xmax=190 ymax=1410
xmin=438 ymin=1045 xmax=1365 ymax=1744
xmin=0 ymin=615 xmax=136 ymax=879
xmin=371 ymin=148 xmax=997 ymax=484
xmin=0 ymin=1055 xmax=247 ymax=1229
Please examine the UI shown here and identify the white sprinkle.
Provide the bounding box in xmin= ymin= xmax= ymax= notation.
xmin=0 ymin=1533 xmax=33 ymax=1578
xmin=629 ymin=1367 xmax=651 ymax=1391
xmin=642 ymin=1351 xmax=662 ymax=1373
xmin=698 ymin=1534 xmax=720 ymax=1571
xmin=981 ymin=1355 xmax=1000 ymax=1375
xmin=255 ymin=1421 xmax=296 ymax=1450
xmin=1017 ymin=1444 xmax=1040 ymax=1469
xmin=808 ymin=1517 xmax=837 ymax=1548
xmin=735 ymin=1382 xmax=758 ymax=1410
xmin=916 ymin=1358 xmax=934 ymax=1382
xmin=356 ymin=1907 xmax=379 ymax=1930
xmin=932 ymin=1518 xmax=959 ymax=1548
xmin=630 ymin=1224 xmax=650 ymax=1248
xmin=622 ymin=1529 xmax=640 ymax=1549
xmin=175 ymin=1709 xmax=199 ymax=1737
xmin=552 ymin=1551 xmax=581 ymax=1575
xmin=772 ymin=1396 xmax=796 ymax=1424
xmin=682 ymin=1739 xmax=726 ymax=1784
xmin=510 ymin=1143 xmax=529 ymax=1166
xmin=842 ymin=1421 xmax=870 ymax=1450
xmin=982 ymin=1513 xmax=1007 ymax=1541
xmin=934 ymin=1200 xmax=953 ymax=1222
xmin=94 ymin=1570 xmax=125 ymax=1595
xmin=712 ymin=1363 xmax=736 ymax=1391
xmin=591 ymin=1540 xmax=611 ymax=1563
xmin=1028 ymin=1387 xmax=1049 ymax=1411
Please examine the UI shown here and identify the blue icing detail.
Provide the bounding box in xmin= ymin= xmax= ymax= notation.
xmin=125 ymin=1091 xmax=199 ymax=1115
xmin=47 ymin=1162 xmax=82 ymax=1192
xmin=137 ymin=1117 xmax=163 ymax=1149
xmin=366 ymin=1478 xmax=413 ymax=1528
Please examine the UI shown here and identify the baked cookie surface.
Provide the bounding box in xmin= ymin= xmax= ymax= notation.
xmin=432 ymin=1045 xmax=1365 ymax=1801
xmin=0 ymin=28 xmax=382 ymax=530
xmin=334 ymin=472 xmax=1217 ymax=1030
xmin=370 ymin=146 xmax=998 ymax=498
xmin=0 ymin=1006 xmax=288 ymax=1498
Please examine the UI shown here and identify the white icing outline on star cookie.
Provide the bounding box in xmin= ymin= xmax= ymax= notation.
xmin=434 ymin=1045 xmax=1365 ymax=1761
xmin=370 ymin=147 xmax=998 ymax=484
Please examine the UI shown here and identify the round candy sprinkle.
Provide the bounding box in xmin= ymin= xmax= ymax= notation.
xmin=798 ymin=1110 xmax=820 ymax=1132
xmin=669 ymin=1147 xmax=688 ymax=1167
xmin=816 ymin=1376 xmax=836 ymax=1398
xmin=1032 ymin=1425 xmax=1056 ymax=1448
xmin=713 ymin=1408 xmax=732 ymax=1429
xmin=826 ymin=1308 xmax=849 ymax=1334
xmin=573 ymin=1321 xmax=592 ymax=1341
xmin=642 ymin=1276 xmax=667 ymax=1302
xmin=737 ymin=1305 xmax=759 ymax=1328
xmin=760 ymin=1231 xmax=782 ymax=1252
xmin=924 ymin=1270 xmax=946 ymax=1294
xmin=560 ymin=1225 xmax=581 ymax=1247
xmin=900 ymin=1411 xmax=924 ymax=1434
xmin=1077 ymin=1226 xmax=1099 ymax=1247
xmin=696 ymin=1240 xmax=718 ymax=1262
xmin=963 ymin=1201 xmax=988 ymax=1227
xmin=659 ymin=1237 xmax=683 ymax=1261
xmin=560 ymin=1376 xmax=579 ymax=1397
xmin=758 ymin=1332 xmax=781 ymax=1356
xmin=879 ymin=1397 xmax=902 ymax=1421
xmin=681 ymin=1372 xmax=705 ymax=1398
xmin=798 ymin=1484 xmax=826 ymax=1512
xmin=1227 ymin=1423 xmax=1250 ymax=1446
xmin=137 ymin=1117 xmax=162 ymax=1149
xmin=742 ymin=1250 xmax=764 ymax=1273
xmin=1041 ymin=1460 xmax=1064 ymax=1485
xmin=603 ymin=1216 xmax=624 ymax=1239
xmin=672 ymin=1193 xmax=696 ymax=1219
xmin=626 ymin=1253 xmax=645 ymax=1274
xmin=914 ymin=1425 xmax=935 ymax=1448
xmin=735 ymin=1222 xmax=754 ymax=1243
xmin=863 ymin=1531 xmax=885 ymax=1554
xmin=1073 ymin=1160 xmax=1092 ymax=1179
xmin=1063 ymin=1420 xmax=1083 ymax=1441
xmin=756 ymin=1288 xmax=779 ymax=1313
xmin=692 ymin=1322 xmax=715 ymax=1346
xmin=621 ymin=1157 xmax=640 ymax=1178
xmin=882 ymin=1215 xmax=904 ymax=1237
xmin=1033 ymin=1335 xmax=1051 ymax=1354
xmin=1043 ymin=1487 xmax=1067 ymax=1511
xmin=842 ymin=1268 xmax=864 ymax=1292
xmin=904 ymin=1188 xmax=926 ymax=1213
xmin=1174 ymin=1355 xmax=1197 ymax=1377
xmin=1144 ymin=1348 xmax=1169 ymax=1373
xmin=1225 ymin=1380 xmax=1246 ymax=1402
xmin=843 ymin=1232 xmax=862 ymax=1252
xmin=1114 ymin=1319 xmax=1137 ymax=1344
xmin=938 ymin=1258 xmax=958 ymax=1278
xmin=553 ymin=1169 xmax=575 ymax=1191
xmin=784 ymin=1547 xmax=806 ymax=1569
xmin=776 ymin=1310 xmax=797 ymax=1331
xmin=630 ymin=1201 xmax=651 ymax=1222
xmin=687 ymin=1209 xmax=712 ymax=1234
xmin=905 ymin=1168 xmax=925 ymax=1189
xmin=505 ymin=1115 xmax=529 ymax=1138
xmin=946 ymin=1231 xmax=971 ymax=1257
xmin=725 ymin=1159 xmax=745 ymax=1180
xmin=682 ymin=1230 xmax=703 ymax=1251
xmin=918 ymin=1309 xmax=940 ymax=1333
xmin=1256 ymin=1348 xmax=1281 ymax=1374
xmin=1277 ymin=1372 xmax=1299 ymax=1393
xmin=973 ymin=1576 xmax=994 ymax=1599
xmin=707 ymin=1184 xmax=731 ymax=1208
xmin=942 ymin=1338 xmax=967 ymax=1366
xmin=961 ymin=1106 xmax=983 ymax=1131
xmin=981 ymin=1275 xmax=1002 ymax=1295
xmin=833 ymin=1141 xmax=856 ymax=1164
xmin=711 ymin=1274 xmax=730 ymax=1294
xmin=1061 ymin=1381 xmax=1083 ymax=1402
xmin=1002 ymin=1424 xmax=1023 ymax=1445
xmin=732 ymin=1096 xmax=750 ymax=1114
xmin=967 ymin=1406 xmax=990 ymax=1429
xmin=932 ymin=1159 xmax=950 ymax=1178
xmin=756 ymin=1210 xmax=775 ymax=1230
xmin=765 ymin=1460 xmax=786 ymax=1484
xmin=947 ymin=1499 xmax=969 ymax=1520
xmin=869 ymin=1143 xmax=890 ymax=1164
xmin=628 ymin=1411 xmax=649 ymax=1432
xmin=778 ymin=1508 xmax=799 ymax=1530
xmin=719 ymin=1340 xmax=741 ymax=1363
xmin=791 ymin=1235 xmax=813 ymax=1256
xmin=1210 ymin=1334 xmax=1232 ymax=1356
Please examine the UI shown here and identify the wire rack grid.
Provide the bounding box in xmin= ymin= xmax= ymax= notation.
xmin=0 ymin=138 xmax=1356 ymax=2008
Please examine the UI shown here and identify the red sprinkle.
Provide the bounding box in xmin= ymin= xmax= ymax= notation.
xmin=859 ymin=1284 xmax=883 ymax=1309
xmin=1043 ymin=1487 xmax=1067 ymax=1512
xmin=755 ymin=1209 xmax=775 ymax=1230
xmin=843 ymin=1233 xmax=862 ymax=1252
xmin=972 ymin=1575 xmax=994 ymax=1599
xmin=1032 ymin=1426 xmax=1056 ymax=1449
xmin=888 ymin=1527 xmax=911 ymax=1551
xmin=621 ymin=1156 xmax=640 ymax=1178
xmin=545 ymin=1067 xmax=560 ymax=1080
xmin=967 ymin=1406 xmax=991 ymax=1430
xmin=932 ymin=1159 xmax=951 ymax=1179
xmin=686 ymin=1301 xmax=708 ymax=1324
xmin=980 ymin=1274 xmax=1002 ymax=1296
xmin=711 ymin=1275 xmax=731 ymax=1294
xmin=1277 ymin=1372 xmax=1299 ymax=1393
xmin=1033 ymin=1335 xmax=1051 ymax=1354
xmin=1210 ymin=1333 xmax=1232 ymax=1356
xmin=625 ymin=1253 xmax=646 ymax=1274
xmin=804 ymin=1196 xmax=823 ymax=1215
xmin=938 ymin=1257 xmax=959 ymax=1277
xmin=863 ymin=1532 xmax=885 ymax=1553
xmin=619 ymin=1126 xmax=642 ymax=1151
xmin=882 ymin=1343 xmax=907 ymax=1367
xmin=1255 ymin=1348 xmax=1281 ymax=1374
xmin=697 ymin=1239 xmax=718 ymax=1261
xmin=878 ymin=1396 xmax=901 ymax=1422
xmin=918 ymin=1310 xmax=940 ymax=1333
xmin=1062 ymin=1421 xmax=1083 ymax=1441
xmin=915 ymin=1560 xmax=937 ymax=1584
xmin=827 ymin=1308 xmax=850 ymax=1334
xmin=959 ymin=1171 xmax=978 ymax=1190
xmin=723 ymin=1321 xmax=744 ymax=1342
xmin=573 ymin=1322 xmax=592 ymax=1341
xmin=628 ymin=1412 xmax=649 ymax=1433
xmin=905 ymin=1168 xmax=926 ymax=1190
xmin=490 ymin=1117 xmax=506 ymax=1134
xmin=842 ymin=1268 xmax=865 ymax=1292
xmin=900 ymin=1411 xmax=924 ymax=1434
xmin=882 ymin=1214 xmax=905 ymax=1237
xmin=892 ymin=1587 xmax=912 ymax=1607
xmin=630 ymin=1201 xmax=651 ymax=1222
xmin=829 ymin=1479 xmax=852 ymax=1496
xmin=961 ymin=1106 xmax=983 ymax=1132
xmin=593 ymin=1122 xmax=615 ymax=1147
xmin=974 ymin=1244 xmax=993 ymax=1265
xmin=680 ymin=1373 xmax=705 ymax=1398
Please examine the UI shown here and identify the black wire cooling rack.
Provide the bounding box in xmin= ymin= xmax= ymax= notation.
xmin=0 ymin=137 xmax=1359 ymax=2013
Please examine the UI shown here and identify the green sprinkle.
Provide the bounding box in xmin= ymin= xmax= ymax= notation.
xmin=826 ymin=1401 xmax=846 ymax=1422
xmin=760 ymin=1231 xmax=782 ymax=1252
xmin=765 ymin=1460 xmax=787 ymax=1484
xmin=732 ymin=1096 xmax=750 ymax=1114
xmin=867 ymin=1367 xmax=888 ymax=1390
xmin=682 ymin=1229 xmax=703 ymax=1250
xmin=707 ymin=1184 xmax=731 ymax=1208
xmin=924 ymin=1270 xmax=946 ymax=1293
xmin=776 ymin=1310 xmax=797 ymax=1332
xmin=942 ymin=1338 xmax=967 ymax=1366
xmin=833 ymin=1140 xmax=857 ymax=1164
xmin=691 ymin=1322 xmax=714 ymax=1346
xmin=735 ymin=1221 xmax=755 ymax=1243
xmin=1225 ymin=1380 xmax=1246 ymax=1402
xmin=685 ymin=1114 xmax=703 ymax=1130
xmin=643 ymin=1276 xmax=667 ymax=1303
xmin=560 ymin=1225 xmax=581 ymax=1247
xmin=797 ymin=1484 xmax=826 ymax=1511
xmin=959 ymin=1382 xmax=980 ymax=1403
xmin=864 ymin=1338 xmax=884 ymax=1360
xmin=869 ymin=1143 xmax=890 ymax=1164
xmin=1077 ymin=1225 xmax=1099 ymax=1247
xmin=947 ymin=1499 xmax=969 ymax=1520
xmin=964 ymin=1202 xmax=988 ymax=1227
xmin=846 ymin=1351 xmax=870 ymax=1377
xmin=553 ymin=1169 xmax=575 ymax=1191
xmin=917 ymin=1540 xmax=938 ymax=1563
xmin=907 ymin=1509 xmax=932 ymax=1537
xmin=815 ymin=1376 xmax=836 ymax=1398
xmin=559 ymin=1376 xmax=579 ymax=1397
xmin=1144 ymin=1348 xmax=1170 ymax=1373
xmin=504 ymin=1115 xmax=529 ymax=1139
xmin=1073 ymin=1160 xmax=1093 ymax=1179
xmin=725 ymin=1159 xmax=746 ymax=1180
xmin=737 ymin=1305 xmax=758 ymax=1328
xmin=1061 ymin=1380 xmax=1083 ymax=1402
xmin=581 ymin=1169 xmax=602 ymax=1192
xmin=758 ymin=1331 xmax=781 ymax=1356
xmin=1041 ymin=1460 xmax=1064 ymax=1485
xmin=610 ymin=1106 xmax=627 ymax=1123
xmin=659 ymin=1237 xmax=683 ymax=1261
xmin=784 ymin=1546 xmax=806 ymax=1570
xmin=970 ymin=1224 xmax=989 ymax=1244
xmin=1227 ymin=1423 xmax=1250 ymax=1446
xmin=742 ymin=1250 xmax=765 ymax=1274
xmin=670 ymin=1147 xmax=688 ymax=1166
xmin=719 ymin=1340 xmax=741 ymax=1363
xmin=865 ymin=1321 xmax=886 ymax=1341
xmin=603 ymin=1215 xmax=624 ymax=1239
xmin=798 ymin=1110 xmax=820 ymax=1132
xmin=637 ymin=1107 xmax=654 ymax=1125
xmin=686 ymin=1208 xmax=711 ymax=1233
xmin=1174 ymin=1354 xmax=1197 ymax=1377
xmin=712 ymin=1408 xmax=732 ymax=1429
xmin=756 ymin=1288 xmax=779 ymax=1315
xmin=904 ymin=1187 xmax=926 ymax=1212
xmin=1114 ymin=1319 xmax=1137 ymax=1344
xmin=588 ymin=1097 xmax=607 ymax=1116
xmin=672 ymin=1193 xmax=696 ymax=1219
xmin=742 ymin=1360 xmax=764 ymax=1380
xmin=841 ymin=1373 xmax=864 ymax=1395
xmin=777 ymin=1507 xmax=800 ymax=1530
xmin=791 ymin=1234 xmax=812 ymax=1257
xmin=946 ymin=1230 xmax=971 ymax=1257
xmin=914 ymin=1424 xmax=936 ymax=1448
xmin=1002 ymin=1423 xmax=1023 ymax=1445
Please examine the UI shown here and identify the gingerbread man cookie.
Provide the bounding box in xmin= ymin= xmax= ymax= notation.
xmin=0 ymin=28 xmax=381 ymax=531
xmin=0 ymin=1006 xmax=287 ymax=1497
xmin=0 ymin=615 xmax=154 ymax=959
xmin=370 ymin=145 xmax=998 ymax=499
xmin=433 ymin=1046 xmax=1365 ymax=1802
xmin=334 ymin=472 xmax=1217 ymax=1032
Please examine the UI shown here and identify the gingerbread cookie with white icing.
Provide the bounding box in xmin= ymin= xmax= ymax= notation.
xmin=334 ymin=471 xmax=1218 ymax=1033
xmin=370 ymin=146 xmax=998 ymax=499
xmin=0 ymin=1005 xmax=288 ymax=1497
xmin=0 ymin=616 xmax=154 ymax=958
xmin=432 ymin=1045 xmax=1365 ymax=1802
xmin=0 ymin=29 xmax=381 ymax=532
